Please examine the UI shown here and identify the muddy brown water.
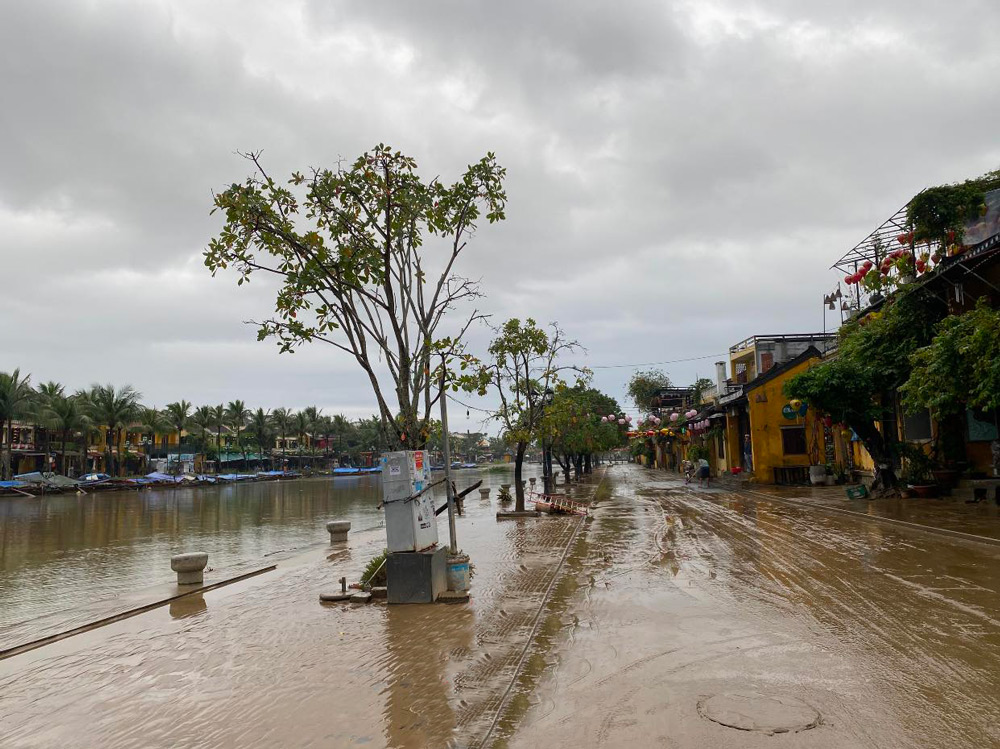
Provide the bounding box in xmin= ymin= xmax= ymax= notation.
xmin=0 ymin=475 xmax=385 ymax=631
xmin=5 ymin=465 xmax=1000 ymax=747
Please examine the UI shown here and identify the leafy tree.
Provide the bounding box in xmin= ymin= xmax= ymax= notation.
xmin=205 ymin=144 xmax=507 ymax=449
xmin=902 ymin=299 xmax=1000 ymax=416
xmin=86 ymin=384 xmax=142 ymax=477
xmin=466 ymin=319 xmax=582 ymax=511
xmin=627 ymin=369 xmax=671 ymax=413
xmin=786 ymin=288 xmax=944 ymax=492
xmin=0 ymin=369 xmax=34 ymax=479
xmin=691 ymin=377 xmax=714 ymax=405
xmin=138 ymin=406 xmax=171 ymax=466
xmin=542 ymin=384 xmax=623 ymax=480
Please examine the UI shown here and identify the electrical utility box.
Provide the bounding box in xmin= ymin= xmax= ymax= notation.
xmin=381 ymin=450 xmax=439 ymax=552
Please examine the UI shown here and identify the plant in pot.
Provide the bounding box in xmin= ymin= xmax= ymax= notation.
xmin=898 ymin=444 xmax=938 ymax=498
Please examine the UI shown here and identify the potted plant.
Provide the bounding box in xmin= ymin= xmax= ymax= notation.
xmin=899 ymin=444 xmax=938 ymax=498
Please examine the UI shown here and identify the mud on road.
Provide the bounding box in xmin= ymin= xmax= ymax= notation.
xmin=512 ymin=464 xmax=1000 ymax=748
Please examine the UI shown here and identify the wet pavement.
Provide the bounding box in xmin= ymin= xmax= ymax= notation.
xmin=4 ymin=465 xmax=1000 ymax=747
xmin=513 ymin=466 xmax=1000 ymax=748
xmin=0 ymin=465 xmax=591 ymax=748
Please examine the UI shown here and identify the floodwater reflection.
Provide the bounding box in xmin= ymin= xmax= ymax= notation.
xmin=384 ymin=604 xmax=474 ymax=748
xmin=168 ymin=593 xmax=207 ymax=619
xmin=0 ymin=476 xmax=382 ymax=629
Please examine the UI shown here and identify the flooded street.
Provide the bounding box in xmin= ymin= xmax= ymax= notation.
xmin=3 ymin=464 xmax=1000 ymax=747
xmin=515 ymin=465 xmax=1000 ymax=748
xmin=0 ymin=475 xmax=384 ymax=630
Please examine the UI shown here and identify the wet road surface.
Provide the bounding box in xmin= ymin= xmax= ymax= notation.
xmin=514 ymin=465 xmax=1000 ymax=748
xmin=4 ymin=464 xmax=1000 ymax=747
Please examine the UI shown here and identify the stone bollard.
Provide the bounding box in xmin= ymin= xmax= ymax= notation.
xmin=171 ymin=552 xmax=208 ymax=586
xmin=479 ymin=488 xmax=491 ymax=500
xmin=529 ymin=477 xmax=536 ymax=488
xmin=327 ymin=520 xmax=351 ymax=543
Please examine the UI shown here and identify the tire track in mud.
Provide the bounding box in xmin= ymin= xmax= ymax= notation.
xmin=652 ymin=481 xmax=1000 ymax=748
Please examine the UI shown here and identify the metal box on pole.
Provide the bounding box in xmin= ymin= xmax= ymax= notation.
xmin=381 ymin=450 xmax=439 ymax=552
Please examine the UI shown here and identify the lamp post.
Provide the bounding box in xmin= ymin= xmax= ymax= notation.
xmin=439 ymin=354 xmax=458 ymax=555
xmin=822 ymin=284 xmax=842 ymax=337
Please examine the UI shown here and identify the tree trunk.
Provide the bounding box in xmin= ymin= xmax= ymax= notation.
xmin=514 ymin=440 xmax=527 ymax=512
xmin=584 ymin=454 xmax=592 ymax=474
xmin=574 ymin=454 xmax=583 ymax=478
xmin=853 ymin=420 xmax=898 ymax=494
xmin=60 ymin=431 xmax=68 ymax=475
xmin=2 ymin=419 xmax=10 ymax=480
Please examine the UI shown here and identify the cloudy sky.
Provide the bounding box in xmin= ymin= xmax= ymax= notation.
xmin=3 ymin=0 xmax=999 ymax=430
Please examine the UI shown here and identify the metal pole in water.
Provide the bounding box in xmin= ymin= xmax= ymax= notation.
xmin=439 ymin=355 xmax=459 ymax=555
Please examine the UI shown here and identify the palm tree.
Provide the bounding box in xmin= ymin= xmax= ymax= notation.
xmin=293 ymin=410 xmax=310 ymax=468
xmin=86 ymin=384 xmax=142 ymax=477
xmin=211 ymin=404 xmax=226 ymax=473
xmin=164 ymin=400 xmax=192 ymax=474
xmin=330 ymin=413 xmax=351 ymax=465
xmin=43 ymin=394 xmax=90 ymax=475
xmin=191 ymin=406 xmax=214 ymax=454
xmin=138 ymin=406 xmax=171 ymax=469
xmin=248 ymin=408 xmax=272 ymax=470
xmin=33 ymin=381 xmax=64 ymax=471
xmin=226 ymin=400 xmax=250 ymax=468
xmin=270 ymin=407 xmax=292 ymax=468
xmin=0 ymin=369 xmax=35 ymax=479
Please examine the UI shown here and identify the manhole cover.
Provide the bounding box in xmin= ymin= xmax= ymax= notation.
xmin=698 ymin=693 xmax=820 ymax=735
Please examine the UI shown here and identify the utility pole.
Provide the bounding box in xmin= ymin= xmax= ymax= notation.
xmin=439 ymin=354 xmax=459 ymax=555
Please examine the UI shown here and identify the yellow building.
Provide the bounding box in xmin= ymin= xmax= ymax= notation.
xmin=743 ymin=348 xmax=825 ymax=483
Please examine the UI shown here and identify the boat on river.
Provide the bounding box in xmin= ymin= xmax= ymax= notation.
xmin=331 ymin=466 xmax=381 ymax=477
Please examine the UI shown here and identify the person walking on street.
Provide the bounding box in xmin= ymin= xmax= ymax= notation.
xmin=697 ymin=457 xmax=711 ymax=488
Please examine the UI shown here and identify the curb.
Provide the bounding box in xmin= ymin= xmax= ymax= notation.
xmin=1 ymin=564 xmax=278 ymax=660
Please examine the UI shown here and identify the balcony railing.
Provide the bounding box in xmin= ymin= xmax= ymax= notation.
xmin=729 ymin=333 xmax=837 ymax=355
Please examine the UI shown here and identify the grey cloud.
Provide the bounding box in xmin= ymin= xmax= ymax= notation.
xmin=2 ymin=0 xmax=999 ymax=429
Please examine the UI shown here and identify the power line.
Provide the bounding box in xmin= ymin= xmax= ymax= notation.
xmin=582 ymin=353 xmax=726 ymax=370
xmin=446 ymin=393 xmax=493 ymax=414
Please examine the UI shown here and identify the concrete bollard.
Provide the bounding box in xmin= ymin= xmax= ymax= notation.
xmin=171 ymin=552 xmax=208 ymax=585
xmin=479 ymin=488 xmax=491 ymax=500
xmin=529 ymin=477 xmax=536 ymax=488
xmin=326 ymin=520 xmax=351 ymax=543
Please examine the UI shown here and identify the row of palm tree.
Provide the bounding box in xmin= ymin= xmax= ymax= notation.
xmin=0 ymin=369 xmax=369 ymax=479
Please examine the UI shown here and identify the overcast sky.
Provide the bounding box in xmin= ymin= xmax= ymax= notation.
xmin=3 ymin=0 xmax=999 ymax=431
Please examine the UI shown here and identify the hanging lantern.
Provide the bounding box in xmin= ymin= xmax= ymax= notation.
xmin=625 ymin=415 xmax=632 ymax=423
xmin=840 ymin=428 xmax=852 ymax=440
xmin=670 ymin=413 xmax=679 ymax=422
xmin=618 ymin=419 xmax=626 ymax=425
xmin=608 ymin=414 xmax=615 ymax=420
xmin=789 ymin=399 xmax=802 ymax=410
xmin=686 ymin=409 xmax=697 ymax=419
xmin=653 ymin=417 xmax=661 ymax=425
xmin=601 ymin=416 xmax=608 ymax=423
